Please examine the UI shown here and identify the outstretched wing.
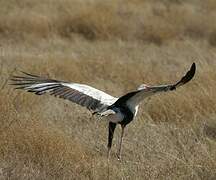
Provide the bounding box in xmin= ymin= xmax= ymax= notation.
xmin=10 ymin=72 xmax=117 ymax=113
xmin=114 ymin=63 xmax=196 ymax=107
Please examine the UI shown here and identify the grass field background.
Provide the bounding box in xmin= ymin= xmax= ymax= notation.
xmin=0 ymin=0 xmax=216 ymax=179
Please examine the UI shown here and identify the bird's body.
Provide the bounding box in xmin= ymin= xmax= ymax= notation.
xmin=10 ymin=63 xmax=196 ymax=160
xmin=107 ymin=105 xmax=135 ymax=125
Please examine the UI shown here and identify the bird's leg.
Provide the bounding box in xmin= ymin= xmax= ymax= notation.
xmin=117 ymin=125 xmax=125 ymax=161
xmin=107 ymin=122 xmax=116 ymax=160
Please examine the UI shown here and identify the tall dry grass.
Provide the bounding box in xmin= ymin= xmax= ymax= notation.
xmin=1 ymin=0 xmax=216 ymax=44
xmin=0 ymin=0 xmax=216 ymax=179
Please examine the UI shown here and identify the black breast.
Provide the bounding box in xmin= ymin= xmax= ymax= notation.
xmin=118 ymin=106 xmax=134 ymax=127
xmin=108 ymin=91 xmax=138 ymax=126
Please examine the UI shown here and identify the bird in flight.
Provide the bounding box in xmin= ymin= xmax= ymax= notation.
xmin=10 ymin=63 xmax=196 ymax=160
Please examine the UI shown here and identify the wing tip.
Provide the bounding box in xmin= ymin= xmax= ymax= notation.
xmin=181 ymin=62 xmax=197 ymax=83
xmin=188 ymin=62 xmax=196 ymax=81
xmin=171 ymin=62 xmax=196 ymax=89
xmin=191 ymin=62 xmax=196 ymax=73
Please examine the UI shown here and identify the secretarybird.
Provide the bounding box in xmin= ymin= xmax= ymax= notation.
xmin=10 ymin=63 xmax=196 ymax=160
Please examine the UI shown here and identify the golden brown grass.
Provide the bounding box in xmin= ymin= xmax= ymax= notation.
xmin=0 ymin=0 xmax=216 ymax=179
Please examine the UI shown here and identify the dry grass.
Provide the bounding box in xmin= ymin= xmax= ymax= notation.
xmin=0 ymin=0 xmax=216 ymax=179
xmin=1 ymin=0 xmax=216 ymax=44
